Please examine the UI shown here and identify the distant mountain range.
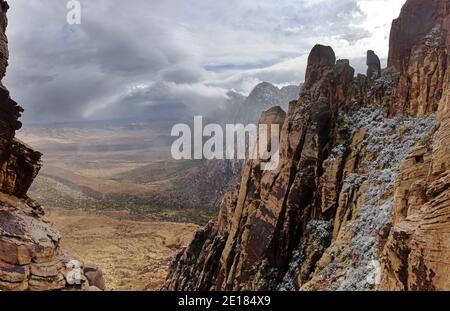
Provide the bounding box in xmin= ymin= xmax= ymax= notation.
xmin=18 ymin=81 xmax=300 ymax=224
xmin=216 ymin=82 xmax=299 ymax=125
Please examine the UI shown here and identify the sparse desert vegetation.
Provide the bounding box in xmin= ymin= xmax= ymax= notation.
xmin=46 ymin=207 xmax=198 ymax=290
xmin=18 ymin=122 xmax=227 ymax=224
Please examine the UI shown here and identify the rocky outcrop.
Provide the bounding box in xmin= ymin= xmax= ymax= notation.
xmin=164 ymin=0 xmax=449 ymax=291
xmin=379 ymin=0 xmax=450 ymax=291
xmin=367 ymin=50 xmax=381 ymax=80
xmin=83 ymin=264 xmax=106 ymax=291
xmin=380 ymin=92 xmax=450 ymax=291
xmin=388 ymin=0 xmax=449 ymax=117
xmin=380 ymin=69 xmax=450 ymax=291
xmin=0 ymin=1 xmax=97 ymax=291
xmin=0 ymin=139 xmax=42 ymax=199
xmin=0 ymin=1 xmax=21 ymax=142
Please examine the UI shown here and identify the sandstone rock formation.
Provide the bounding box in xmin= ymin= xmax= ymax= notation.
xmin=379 ymin=0 xmax=450 ymax=290
xmin=0 ymin=1 xmax=99 ymax=291
xmin=163 ymin=0 xmax=449 ymax=291
xmin=388 ymin=0 xmax=449 ymax=117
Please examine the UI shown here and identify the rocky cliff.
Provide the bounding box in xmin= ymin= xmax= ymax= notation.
xmin=380 ymin=0 xmax=450 ymax=291
xmin=0 ymin=1 xmax=102 ymax=291
xmin=163 ymin=0 xmax=449 ymax=291
xmin=388 ymin=0 xmax=449 ymax=117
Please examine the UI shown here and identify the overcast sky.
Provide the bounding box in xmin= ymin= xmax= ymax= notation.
xmin=4 ymin=0 xmax=406 ymax=123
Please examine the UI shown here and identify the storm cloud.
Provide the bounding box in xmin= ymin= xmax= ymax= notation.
xmin=4 ymin=0 xmax=406 ymax=123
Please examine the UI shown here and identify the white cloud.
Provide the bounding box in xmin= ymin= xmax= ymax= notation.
xmin=4 ymin=0 xmax=406 ymax=122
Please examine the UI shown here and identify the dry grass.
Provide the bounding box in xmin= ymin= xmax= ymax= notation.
xmin=47 ymin=208 xmax=198 ymax=291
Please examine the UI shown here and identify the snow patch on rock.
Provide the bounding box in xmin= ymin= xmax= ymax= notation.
xmin=305 ymin=108 xmax=437 ymax=291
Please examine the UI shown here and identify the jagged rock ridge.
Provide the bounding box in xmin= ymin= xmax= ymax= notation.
xmin=163 ymin=0 xmax=449 ymax=291
xmin=222 ymin=82 xmax=299 ymax=125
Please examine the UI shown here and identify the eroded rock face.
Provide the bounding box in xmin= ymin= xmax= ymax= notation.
xmin=164 ymin=0 xmax=449 ymax=292
xmin=388 ymin=0 xmax=449 ymax=117
xmin=380 ymin=80 xmax=450 ymax=291
xmin=0 ymin=139 xmax=42 ymax=199
xmin=0 ymin=1 xmax=95 ymax=291
xmin=379 ymin=0 xmax=450 ymax=291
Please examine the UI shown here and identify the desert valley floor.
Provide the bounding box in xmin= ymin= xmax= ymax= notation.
xmin=46 ymin=208 xmax=198 ymax=291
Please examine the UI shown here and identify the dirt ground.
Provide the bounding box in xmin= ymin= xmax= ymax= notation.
xmin=46 ymin=208 xmax=198 ymax=291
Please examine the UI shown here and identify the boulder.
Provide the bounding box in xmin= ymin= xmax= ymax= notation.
xmin=83 ymin=264 xmax=106 ymax=291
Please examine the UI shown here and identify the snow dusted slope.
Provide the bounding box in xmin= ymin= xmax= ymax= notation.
xmin=299 ymin=109 xmax=437 ymax=290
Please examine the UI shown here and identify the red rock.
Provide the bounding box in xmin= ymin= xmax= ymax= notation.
xmin=0 ymin=260 xmax=29 ymax=283
xmin=388 ymin=0 xmax=449 ymax=116
xmin=0 ymin=239 xmax=33 ymax=266
xmin=303 ymin=44 xmax=336 ymax=90
xmin=388 ymin=0 xmax=449 ymax=71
